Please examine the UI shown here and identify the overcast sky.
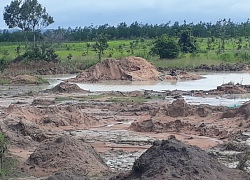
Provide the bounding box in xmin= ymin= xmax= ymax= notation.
xmin=1 ymin=0 xmax=250 ymax=29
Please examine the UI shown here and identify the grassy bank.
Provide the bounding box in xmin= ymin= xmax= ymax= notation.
xmin=1 ymin=37 xmax=250 ymax=70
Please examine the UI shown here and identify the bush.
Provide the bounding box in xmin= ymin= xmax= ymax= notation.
xmin=0 ymin=58 xmax=9 ymax=73
xmin=234 ymin=52 xmax=250 ymax=62
xmin=151 ymin=34 xmax=180 ymax=59
xmin=219 ymin=53 xmax=234 ymax=62
xmin=23 ymin=46 xmax=59 ymax=63
xmin=178 ymin=30 xmax=197 ymax=53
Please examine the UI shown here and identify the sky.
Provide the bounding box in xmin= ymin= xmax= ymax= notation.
xmin=1 ymin=0 xmax=250 ymax=29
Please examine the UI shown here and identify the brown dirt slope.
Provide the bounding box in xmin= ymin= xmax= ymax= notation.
xmin=5 ymin=104 xmax=98 ymax=127
xmin=46 ymin=170 xmax=89 ymax=180
xmin=70 ymin=57 xmax=202 ymax=82
xmin=2 ymin=74 xmax=48 ymax=84
xmin=111 ymin=137 xmax=249 ymax=180
xmin=26 ymin=135 xmax=108 ymax=177
xmin=0 ymin=118 xmax=48 ymax=148
xmin=222 ymin=101 xmax=250 ymax=119
xmin=45 ymin=82 xmax=87 ymax=93
xmin=70 ymin=57 xmax=160 ymax=82
xmin=130 ymin=99 xmax=240 ymax=139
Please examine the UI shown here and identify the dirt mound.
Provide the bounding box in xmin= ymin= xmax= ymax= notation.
xmin=70 ymin=57 xmax=160 ymax=82
xmin=26 ymin=135 xmax=108 ymax=176
xmin=130 ymin=99 xmax=236 ymax=139
xmin=45 ymin=82 xmax=87 ymax=93
xmin=32 ymin=99 xmax=56 ymax=106
xmin=3 ymin=74 xmax=48 ymax=84
xmin=111 ymin=137 xmax=249 ymax=180
xmin=5 ymin=60 xmax=70 ymax=75
xmin=217 ymin=84 xmax=248 ymax=94
xmin=0 ymin=118 xmax=48 ymax=148
xmin=222 ymin=101 xmax=250 ymax=119
xmin=46 ymin=169 xmax=89 ymax=180
xmin=130 ymin=119 xmax=192 ymax=133
xmin=165 ymin=98 xmax=193 ymax=117
xmin=5 ymin=104 xmax=98 ymax=127
xmin=161 ymin=70 xmax=203 ymax=81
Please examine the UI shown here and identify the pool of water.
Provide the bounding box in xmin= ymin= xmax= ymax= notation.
xmin=72 ymin=72 xmax=250 ymax=92
xmin=1 ymin=72 xmax=250 ymax=106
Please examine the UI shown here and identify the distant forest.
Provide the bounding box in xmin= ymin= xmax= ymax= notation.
xmin=1 ymin=19 xmax=250 ymax=42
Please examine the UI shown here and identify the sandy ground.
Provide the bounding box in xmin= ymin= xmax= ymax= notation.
xmin=1 ymin=88 xmax=247 ymax=178
xmin=1 ymin=59 xmax=250 ymax=179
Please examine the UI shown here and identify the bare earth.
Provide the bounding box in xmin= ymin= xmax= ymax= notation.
xmin=1 ymin=58 xmax=250 ymax=179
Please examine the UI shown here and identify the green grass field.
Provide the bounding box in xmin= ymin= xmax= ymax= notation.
xmin=1 ymin=37 xmax=250 ymax=69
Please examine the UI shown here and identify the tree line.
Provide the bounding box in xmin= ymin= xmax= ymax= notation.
xmin=2 ymin=19 xmax=250 ymax=42
xmin=2 ymin=0 xmax=250 ymax=65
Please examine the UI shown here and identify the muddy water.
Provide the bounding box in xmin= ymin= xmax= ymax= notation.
xmin=1 ymin=72 xmax=250 ymax=106
xmin=0 ymin=74 xmax=76 ymax=97
xmin=50 ymin=72 xmax=250 ymax=106
xmin=183 ymin=95 xmax=250 ymax=106
xmin=74 ymin=72 xmax=250 ymax=92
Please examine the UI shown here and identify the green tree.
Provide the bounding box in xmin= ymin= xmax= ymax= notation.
xmin=151 ymin=34 xmax=180 ymax=59
xmin=93 ymin=34 xmax=109 ymax=61
xmin=178 ymin=30 xmax=197 ymax=53
xmin=4 ymin=0 xmax=54 ymax=48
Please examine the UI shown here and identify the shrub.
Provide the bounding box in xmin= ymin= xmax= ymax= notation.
xmin=151 ymin=34 xmax=180 ymax=59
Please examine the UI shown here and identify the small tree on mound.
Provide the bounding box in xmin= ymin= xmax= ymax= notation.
xmin=151 ymin=34 xmax=180 ymax=59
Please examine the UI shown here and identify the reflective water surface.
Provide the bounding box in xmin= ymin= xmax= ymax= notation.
xmin=1 ymin=72 xmax=250 ymax=106
xmin=73 ymin=72 xmax=250 ymax=92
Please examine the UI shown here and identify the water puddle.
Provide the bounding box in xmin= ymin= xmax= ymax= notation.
xmin=1 ymin=72 xmax=250 ymax=106
xmin=74 ymin=72 xmax=250 ymax=92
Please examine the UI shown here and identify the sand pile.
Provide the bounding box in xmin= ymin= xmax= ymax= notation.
xmin=46 ymin=170 xmax=89 ymax=180
xmin=222 ymin=101 xmax=250 ymax=119
xmin=165 ymin=98 xmax=194 ymax=117
xmin=216 ymin=84 xmax=248 ymax=94
xmin=3 ymin=74 xmax=48 ymax=84
xmin=5 ymin=104 xmax=98 ymax=127
xmin=45 ymin=82 xmax=87 ymax=93
xmin=70 ymin=57 xmax=160 ymax=82
xmin=111 ymin=137 xmax=249 ymax=180
xmin=0 ymin=118 xmax=48 ymax=148
xmin=130 ymin=99 xmax=235 ymax=139
xmin=26 ymin=135 xmax=108 ymax=176
xmin=31 ymin=99 xmax=56 ymax=106
xmin=162 ymin=70 xmax=203 ymax=81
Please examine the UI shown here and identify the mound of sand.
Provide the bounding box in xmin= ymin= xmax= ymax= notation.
xmin=45 ymin=82 xmax=87 ymax=93
xmin=70 ymin=57 xmax=159 ymax=82
xmin=165 ymin=98 xmax=193 ymax=117
xmin=3 ymin=74 xmax=48 ymax=84
xmin=26 ymin=135 xmax=108 ymax=176
xmin=70 ymin=57 xmax=202 ymax=82
xmin=0 ymin=118 xmax=48 ymax=148
xmin=222 ymin=101 xmax=250 ymax=119
xmin=216 ymin=84 xmax=248 ymax=94
xmin=5 ymin=104 xmax=98 ymax=127
xmin=130 ymin=99 xmax=235 ymax=139
xmin=162 ymin=70 xmax=203 ymax=81
xmin=111 ymin=137 xmax=249 ymax=180
xmin=31 ymin=99 xmax=56 ymax=106
xmin=45 ymin=169 xmax=89 ymax=180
